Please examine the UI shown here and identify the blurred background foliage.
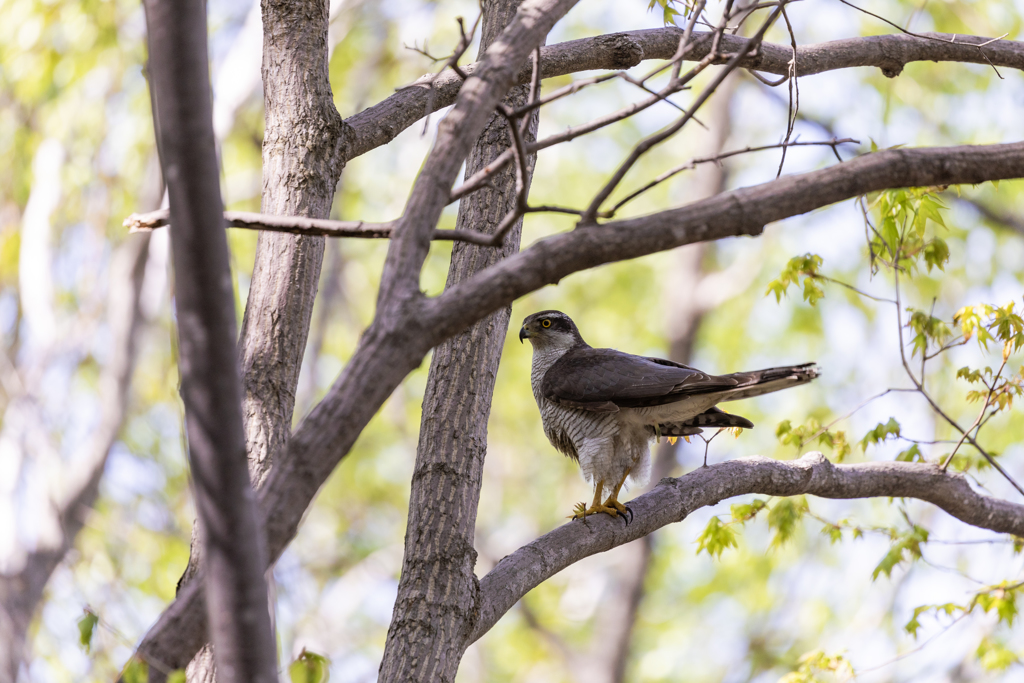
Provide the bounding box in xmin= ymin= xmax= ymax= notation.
xmin=1 ymin=0 xmax=1023 ymax=681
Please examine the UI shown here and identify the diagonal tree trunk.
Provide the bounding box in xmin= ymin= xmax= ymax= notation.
xmin=377 ymin=2 xmax=542 ymax=681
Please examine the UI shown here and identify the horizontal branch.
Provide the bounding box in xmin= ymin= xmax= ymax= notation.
xmin=470 ymin=452 xmax=1024 ymax=642
xmin=426 ymin=141 xmax=1024 ymax=339
xmin=344 ymin=29 xmax=1024 ymax=160
xmin=131 ymin=140 xmax=1024 ymax=673
xmin=123 ymin=209 xmax=497 ymax=245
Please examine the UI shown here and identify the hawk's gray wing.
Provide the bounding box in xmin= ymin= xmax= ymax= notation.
xmin=540 ymin=347 xmax=741 ymax=410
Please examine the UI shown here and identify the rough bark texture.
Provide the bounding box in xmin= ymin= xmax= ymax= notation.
xmin=242 ymin=0 xmax=348 ymax=490
xmin=344 ymin=30 xmax=1024 ymax=158
xmin=144 ymin=1 xmax=277 ymax=681
xmin=470 ymin=452 xmax=1024 ymax=642
xmin=181 ymin=0 xmax=347 ymax=677
xmin=377 ymin=1 xmax=541 ymax=680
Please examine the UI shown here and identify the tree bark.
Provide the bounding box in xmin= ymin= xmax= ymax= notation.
xmin=143 ymin=1 xmax=277 ymax=681
xmin=470 ymin=452 xmax=1024 ymax=643
xmin=180 ymin=0 xmax=347 ymax=677
xmin=377 ymin=1 xmax=542 ymax=681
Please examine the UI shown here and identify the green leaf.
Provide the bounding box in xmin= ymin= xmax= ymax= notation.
xmin=122 ymin=660 xmax=149 ymax=683
xmin=77 ymin=609 xmax=99 ymax=652
xmin=872 ymin=525 xmax=928 ymax=580
xmin=290 ymin=649 xmax=331 ymax=683
xmin=696 ymin=516 xmax=738 ymax=559
xmin=977 ymin=636 xmax=1020 ymax=671
xmin=730 ymin=499 xmax=767 ymax=523
xmin=767 ymin=497 xmax=807 ymax=548
xmin=895 ymin=444 xmax=923 ymax=462
xmin=859 ymin=418 xmax=901 ymax=451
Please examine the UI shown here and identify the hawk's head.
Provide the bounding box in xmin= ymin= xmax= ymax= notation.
xmin=519 ymin=310 xmax=585 ymax=349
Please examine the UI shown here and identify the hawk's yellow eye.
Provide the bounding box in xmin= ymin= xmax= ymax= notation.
xmin=541 ymin=319 xmax=552 ymax=328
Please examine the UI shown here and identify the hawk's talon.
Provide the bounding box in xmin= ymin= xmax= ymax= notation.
xmin=571 ymin=503 xmax=622 ymax=520
xmin=624 ymin=505 xmax=634 ymax=525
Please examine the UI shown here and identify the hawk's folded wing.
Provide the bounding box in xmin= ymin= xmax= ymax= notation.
xmin=540 ymin=347 xmax=740 ymax=410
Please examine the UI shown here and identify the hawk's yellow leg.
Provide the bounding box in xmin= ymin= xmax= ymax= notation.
xmin=602 ymin=468 xmax=632 ymax=516
xmin=570 ymin=479 xmax=624 ymax=520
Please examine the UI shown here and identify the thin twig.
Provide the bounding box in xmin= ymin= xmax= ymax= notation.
xmin=836 ymin=0 xmax=1005 ymax=78
xmin=581 ymin=4 xmax=786 ymax=223
xmin=606 ymin=138 xmax=859 ymax=216
xmin=775 ymin=4 xmax=800 ymax=177
xmin=124 ymin=209 xmax=502 ymax=246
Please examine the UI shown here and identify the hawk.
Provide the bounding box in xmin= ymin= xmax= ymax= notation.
xmin=519 ymin=310 xmax=819 ymax=522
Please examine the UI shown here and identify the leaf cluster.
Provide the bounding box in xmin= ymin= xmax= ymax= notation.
xmin=778 ymin=649 xmax=855 ymax=683
xmin=866 ymin=188 xmax=950 ymax=274
xmin=776 ymin=419 xmax=851 ymax=462
xmin=766 ymin=254 xmax=826 ymax=306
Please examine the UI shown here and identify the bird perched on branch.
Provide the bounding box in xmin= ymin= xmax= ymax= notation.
xmin=519 ymin=310 xmax=818 ymax=522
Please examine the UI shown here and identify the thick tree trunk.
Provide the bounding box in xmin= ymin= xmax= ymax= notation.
xmin=144 ymin=0 xmax=278 ymax=680
xmin=377 ymin=2 xmax=541 ymax=681
xmin=181 ymin=0 xmax=348 ymax=679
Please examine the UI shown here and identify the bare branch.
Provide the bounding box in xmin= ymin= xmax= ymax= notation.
xmin=124 ymin=209 xmax=499 ymax=246
xmin=430 ymin=142 xmax=1024 ymax=341
xmin=345 ymin=29 xmax=1024 ymax=160
xmin=607 ymin=138 xmax=859 ymax=217
xmin=375 ymin=0 xmax=580 ymax=305
xmin=470 ymin=452 xmax=1024 ymax=643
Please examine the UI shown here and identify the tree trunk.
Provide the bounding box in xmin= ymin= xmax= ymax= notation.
xmin=181 ymin=0 xmax=348 ymax=679
xmin=144 ymin=0 xmax=278 ymax=680
xmin=377 ymin=2 xmax=541 ymax=681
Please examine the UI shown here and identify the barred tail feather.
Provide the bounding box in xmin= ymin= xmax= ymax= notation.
xmin=657 ymin=407 xmax=755 ymax=437
xmin=717 ymin=362 xmax=819 ymax=402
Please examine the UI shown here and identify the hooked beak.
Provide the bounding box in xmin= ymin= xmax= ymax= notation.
xmin=519 ymin=325 xmax=530 ymax=343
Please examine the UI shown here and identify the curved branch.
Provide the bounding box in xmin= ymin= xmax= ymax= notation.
xmin=470 ymin=452 xmax=1024 ymax=642
xmin=344 ymin=29 xmax=1024 ymax=159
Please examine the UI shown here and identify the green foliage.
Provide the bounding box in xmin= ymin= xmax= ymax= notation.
xmin=776 ymin=419 xmax=851 ymax=462
xmin=976 ymin=637 xmax=1021 ymax=671
xmin=778 ymin=650 xmax=855 ymax=683
xmin=646 ymin=0 xmax=687 ymax=25
xmin=905 ymin=602 xmax=962 ymax=638
xmin=867 ymin=188 xmax=951 ymax=273
xmin=905 ymin=309 xmax=951 ymax=357
xmin=76 ymin=609 xmax=98 ymax=652
xmin=289 ymin=648 xmax=331 ymax=683
xmin=975 ymin=585 xmax=1020 ymax=627
xmin=766 ymin=254 xmax=825 ymax=305
xmin=730 ymin=498 xmax=768 ymax=524
xmin=696 ymin=516 xmax=738 ymax=559
xmin=895 ymin=444 xmax=924 ymax=462
xmin=859 ymin=417 xmax=901 ymax=451
xmin=168 ymin=672 xmax=186 ymax=683
xmin=872 ymin=525 xmax=929 ymax=580
xmin=121 ymin=659 xmax=149 ymax=683
xmin=767 ymin=497 xmax=808 ymax=549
